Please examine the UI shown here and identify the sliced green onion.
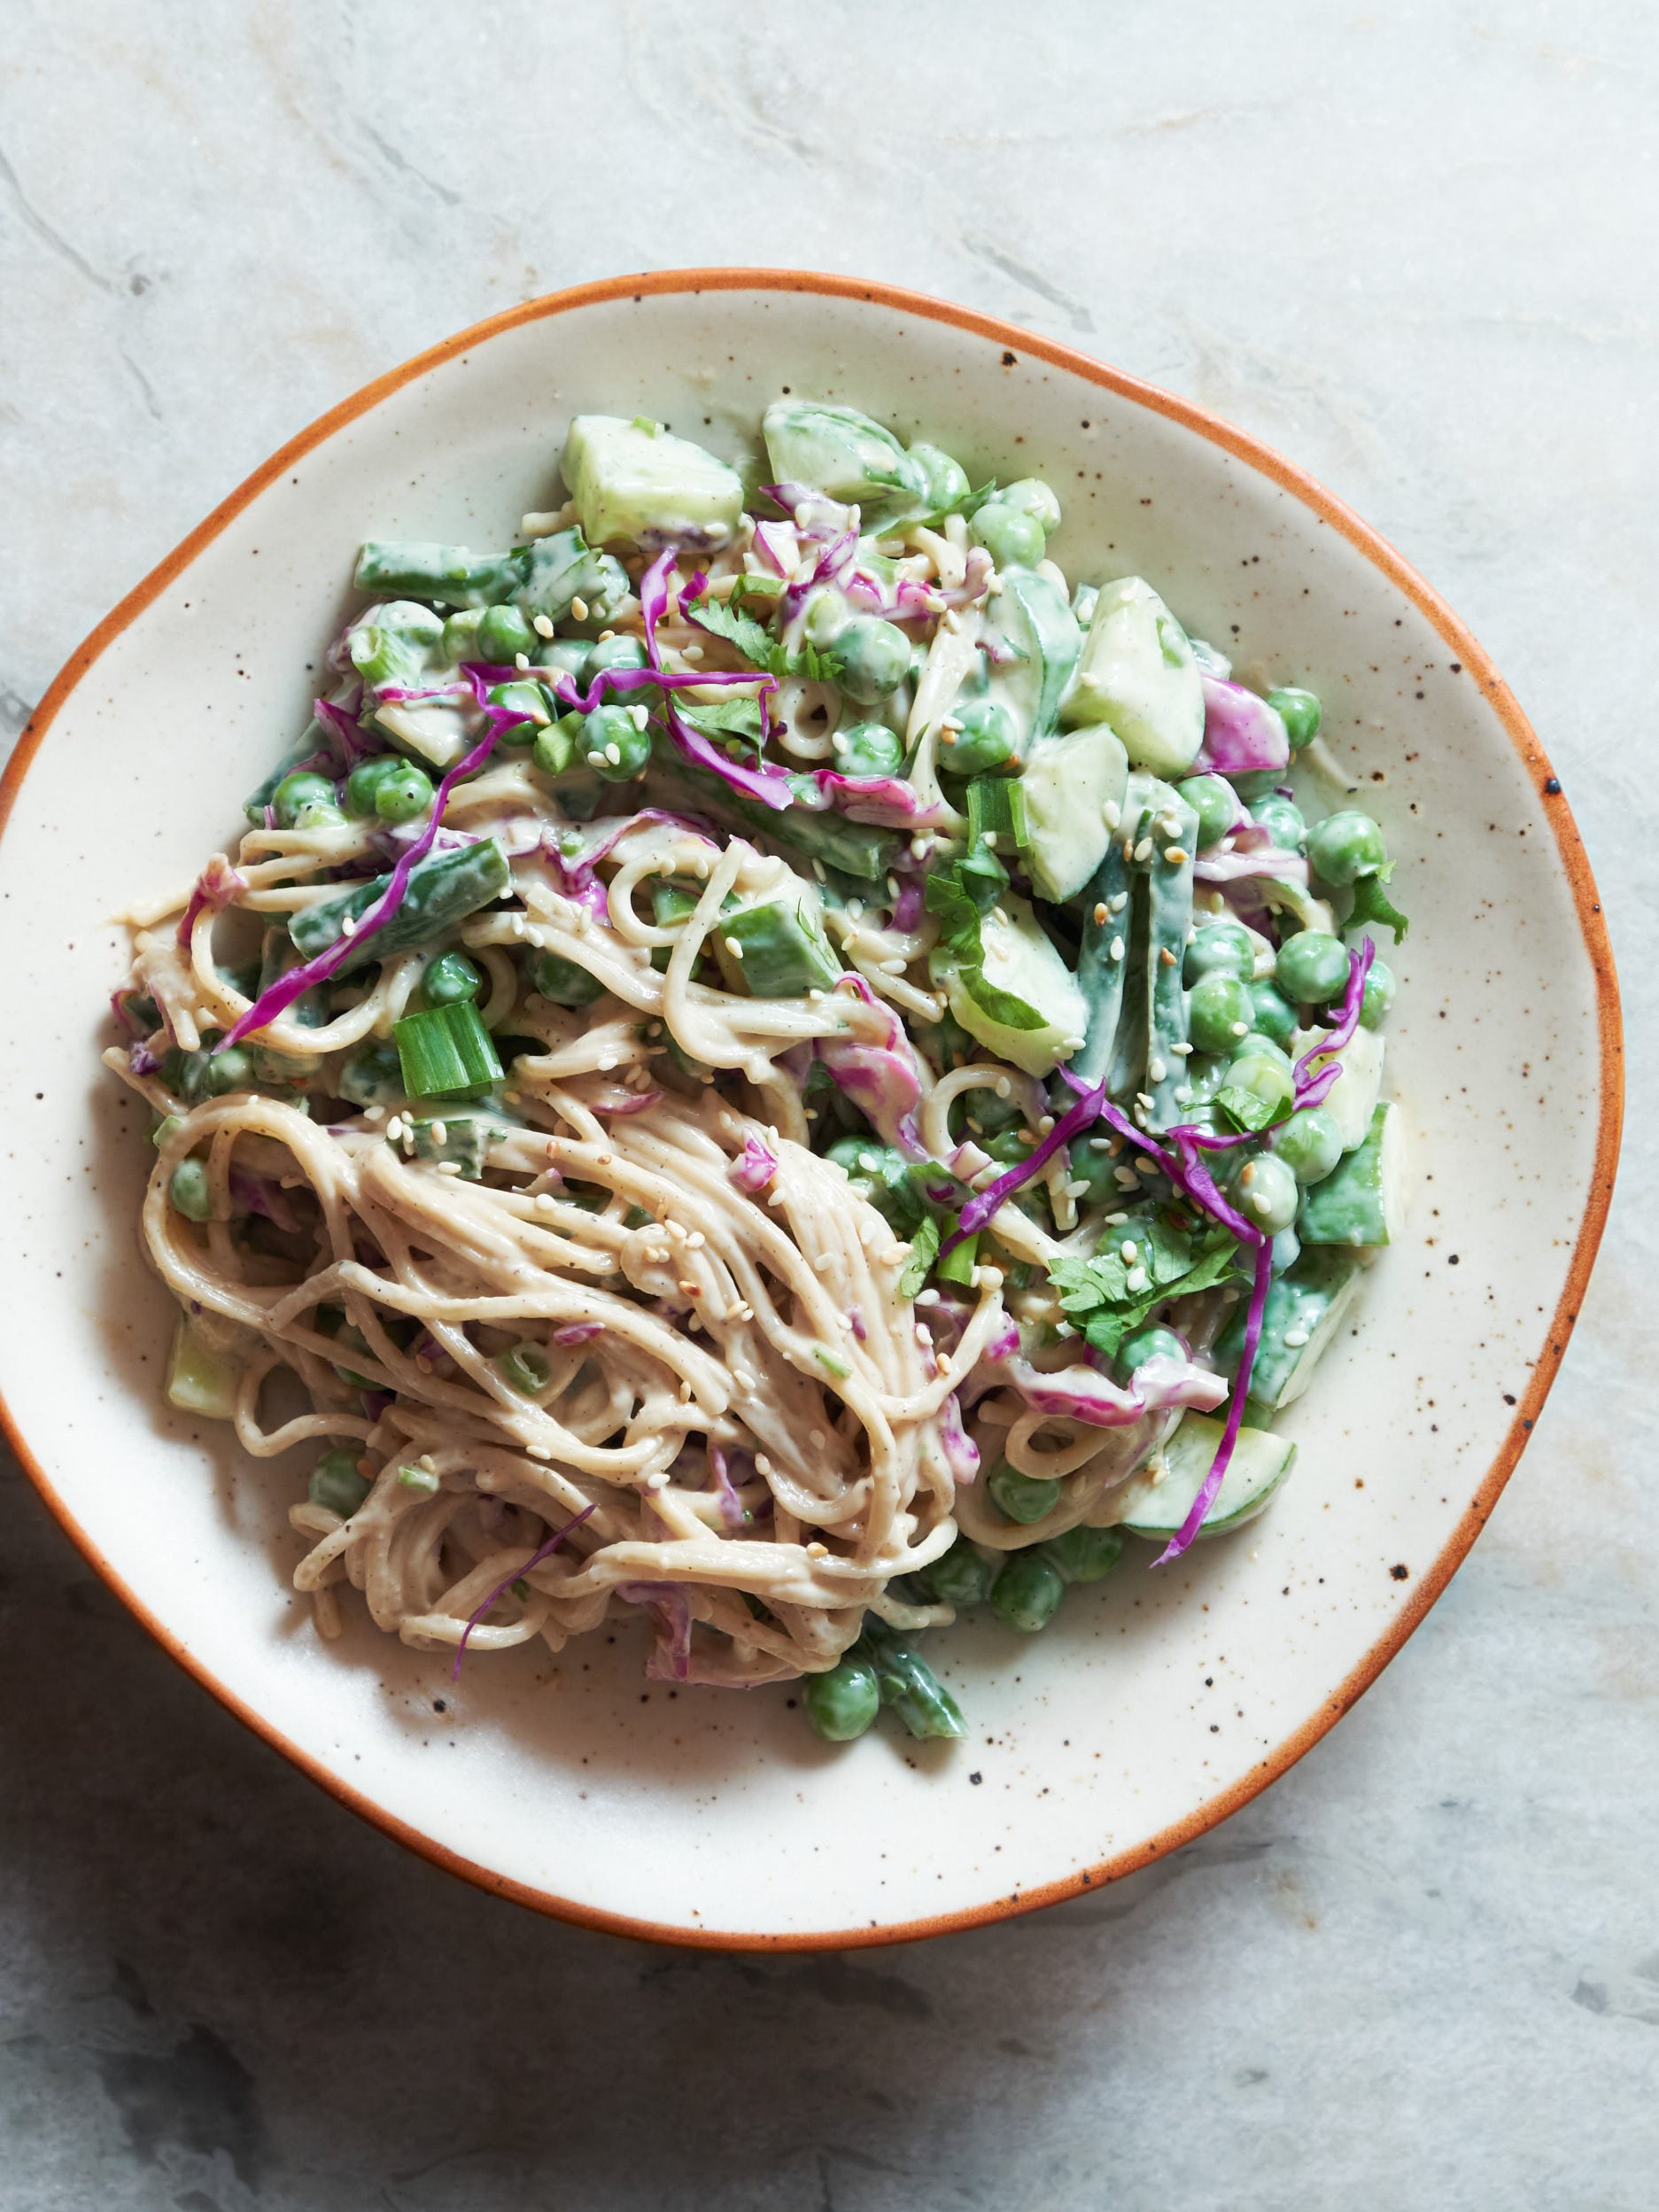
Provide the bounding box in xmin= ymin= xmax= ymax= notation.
xmin=966 ymin=775 xmax=1028 ymax=853
xmin=393 ymin=1000 xmax=503 ymax=1098
xmin=497 ymin=1341 xmax=552 ymax=1395
xmin=935 ymin=1230 xmax=979 ymax=1285
xmin=398 ymin=1463 xmax=440 ymax=1496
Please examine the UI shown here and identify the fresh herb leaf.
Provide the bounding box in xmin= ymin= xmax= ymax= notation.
xmin=684 ymin=592 xmax=845 ymax=686
xmin=1050 ymin=1222 xmax=1244 ymax=1359
xmin=898 ymin=1215 xmax=942 ymax=1298
xmin=1215 ymin=1084 xmax=1284 ymax=1134
xmin=1347 ymin=869 xmax=1410 ymax=943
xmin=964 ymin=974 xmax=1046 ymax=1031
xmin=905 ymin=478 xmax=997 ymax=532
xmin=923 ymin=858 xmax=1044 ymax=1031
xmin=676 ymin=695 xmax=765 ymax=741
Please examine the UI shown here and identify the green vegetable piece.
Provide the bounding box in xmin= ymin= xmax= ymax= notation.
xmin=978 ymin=567 xmax=1081 ymax=762
xmin=345 ymin=753 xmax=434 ymax=821
xmin=971 ymin=501 xmax=1045 ymax=569
xmin=1275 ymin=929 xmax=1350 ymax=1006
xmin=1347 ymin=872 xmax=1409 ymax=943
xmin=947 ymin=696 xmax=1019 ymax=775
xmin=355 ymin=542 xmax=523 ymax=609
xmin=1297 ymin=1100 xmax=1402 ymax=1247
xmin=1190 ymin=972 xmax=1254 ymax=1054
xmin=991 ymin=1550 xmax=1066 ymax=1633
xmin=935 ymin=1231 xmax=979 ymax=1287
xmin=761 ymin=400 xmax=928 ymax=521
xmin=1218 ymin=1246 xmax=1362 ymax=1409
xmin=584 ymin=633 xmax=650 ymax=683
xmin=399 ymin=1464 xmax=441 ymax=1497
xmin=1021 ymin=723 xmax=1130 ymax=903
xmin=996 ymin=477 xmax=1062 ymax=533
xmin=273 ymin=771 xmax=344 ymax=830
xmin=1247 ymin=978 xmax=1299 ymax=1048
xmin=1307 ymin=809 xmax=1387 ymax=889
xmin=1220 ymin=1050 xmax=1295 ymax=1127
xmin=803 ymin=1654 xmax=881 ymax=1742
xmin=165 ymin=1311 xmax=242 ymax=1420
xmin=833 ymin=616 xmax=911 ymax=705
xmin=859 ymin=1622 xmax=966 ymax=1739
xmin=408 ymin=1115 xmax=488 ymax=1178
xmin=717 ymin=899 xmax=840 ymax=997
xmin=1272 ymin=1106 xmax=1344 ymax=1186
xmin=989 ymin=1463 xmax=1061 ymax=1525
xmin=355 ymin=529 xmax=629 ymax=627
xmin=478 ymin=603 xmax=538 ymax=664
xmin=149 ymin=1113 xmax=183 ymax=1149
xmin=907 ymin=443 xmax=971 ymax=514
xmin=833 ymin=720 xmax=904 ymax=777
xmin=583 ymin=701 xmax=652 ymax=781
xmin=1040 ymin=1525 xmax=1125 ymax=1583
xmin=897 ymin=1215 xmax=941 ymax=1299
xmin=486 ymin=679 xmax=554 ymax=734
xmin=1234 ymin=1150 xmax=1300 ymax=1235
xmin=1067 ymin=577 xmax=1203 ymax=777
xmin=309 ymin=1447 xmax=372 ymax=1518
xmin=530 ymin=951 xmax=606 ymax=1007
xmin=420 ymin=950 xmax=482 ymax=1007
xmin=1184 ymin=920 xmax=1256 ymax=984
xmin=337 ymin=1037 xmax=405 ymax=1107
xmin=201 ymin=1046 xmax=254 ymax=1098
xmin=532 ymin=715 xmax=583 ymax=778
xmin=1360 ymin=956 xmax=1396 ymax=1029
xmin=1116 ymin=1414 xmax=1295 ymax=1540
xmin=1071 ymin=815 xmax=1139 ymax=1088
xmin=934 ymin=884 xmax=1087 ymax=1078
xmin=562 ymin=414 xmax=745 ymax=553
xmin=1139 ymin=785 xmax=1198 ymax=1127
xmin=926 ymin=1539 xmax=996 ymax=1609
xmin=1117 ymin=1323 xmax=1184 ymax=1377
xmin=1251 ymin=795 xmax=1306 ymax=852
xmin=497 ymin=1340 xmax=553 ymax=1395
xmin=1268 ymin=687 xmax=1322 ymax=751
xmin=289 ymin=839 xmax=510 ymax=973
xmin=168 ymin=1158 xmax=213 ymax=1221
xmin=1177 ymin=772 xmax=1238 ymax=850
xmin=393 ymin=1000 xmax=503 ymax=1099
xmin=966 ymin=774 xmax=1028 ymax=854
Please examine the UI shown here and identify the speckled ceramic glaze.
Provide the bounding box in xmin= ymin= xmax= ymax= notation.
xmin=0 ymin=272 xmax=1619 ymax=1948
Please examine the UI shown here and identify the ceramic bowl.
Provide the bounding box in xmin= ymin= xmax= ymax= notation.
xmin=0 ymin=271 xmax=1620 ymax=1948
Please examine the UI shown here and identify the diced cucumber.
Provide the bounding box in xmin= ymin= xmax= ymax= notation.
xmin=165 ymin=1311 xmax=244 ymax=1422
xmin=1022 ymin=724 xmax=1129 ymax=903
xmin=1115 ymin=1413 xmax=1296 ymax=1541
xmin=562 ymin=414 xmax=746 ymax=554
xmin=712 ymin=897 xmax=841 ymax=997
xmin=1066 ymin=577 xmax=1204 ymax=778
xmin=1216 ymin=1247 xmax=1362 ymax=1409
xmin=1297 ymin=1101 xmax=1405 ymax=1247
xmin=409 ymin=1115 xmax=488 ymax=1179
xmin=761 ymin=400 xmax=928 ymax=521
xmin=980 ymin=568 xmax=1082 ymax=761
xmin=943 ymin=891 xmax=1088 ymax=1076
xmin=1291 ymin=1019 xmax=1384 ymax=1152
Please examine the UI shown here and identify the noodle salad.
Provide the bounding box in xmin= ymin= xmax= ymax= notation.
xmin=106 ymin=401 xmax=1407 ymax=1745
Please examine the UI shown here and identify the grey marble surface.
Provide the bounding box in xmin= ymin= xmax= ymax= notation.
xmin=3 ymin=4 xmax=1655 ymax=2205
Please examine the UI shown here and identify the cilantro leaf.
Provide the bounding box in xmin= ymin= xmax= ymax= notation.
xmin=1049 ymin=1221 xmax=1246 ymax=1360
xmin=684 ymin=591 xmax=844 ymax=685
xmin=1215 ymin=1085 xmax=1285 ymax=1134
xmin=1347 ymin=870 xmax=1409 ymax=943
xmin=903 ymin=477 xmax=998 ymax=533
xmin=898 ymin=1215 xmax=941 ymax=1299
xmin=676 ymin=695 xmax=765 ymax=741
xmin=924 ymin=858 xmax=1044 ymax=1031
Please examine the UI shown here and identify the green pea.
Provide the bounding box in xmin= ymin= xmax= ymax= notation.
xmin=1117 ymin=1323 xmax=1184 ymax=1377
xmin=991 ymin=1549 xmax=1066 ymax=1632
xmin=926 ymin=1539 xmax=996 ymax=1609
xmin=309 ymin=1448 xmax=371 ymax=1518
xmin=421 ymin=951 xmax=482 ymax=1007
xmin=971 ymin=502 xmax=1045 ymax=570
xmin=1268 ymin=687 xmax=1322 ymax=751
xmin=996 ymin=477 xmax=1062 ymax=533
xmin=345 ymin=755 xmax=404 ymax=816
xmin=989 ymin=1463 xmax=1061 ymax=1525
xmin=477 ymin=603 xmax=538 ymax=664
xmin=584 ymin=633 xmax=649 ymax=684
xmin=1235 ymin=1151 xmax=1299 ymax=1234
xmin=1275 ymin=929 xmax=1351 ymax=1005
xmin=1307 ymin=810 xmax=1387 ymax=889
xmin=1247 ymin=978 xmax=1299 ymax=1049
xmin=1225 ymin=1050 xmax=1295 ymax=1119
xmin=1251 ymin=796 xmax=1306 ymax=852
xmin=441 ymin=609 xmax=485 ymax=663
xmin=1234 ymin=1032 xmax=1291 ymax=1067
xmin=908 ymin=442 xmax=971 ymax=512
xmin=201 ymin=1046 xmax=255 ymax=1098
xmin=1361 ymin=956 xmax=1396 ymax=1029
xmin=1272 ymin=1106 xmax=1344 ymax=1185
xmin=272 ymin=771 xmax=343 ymax=829
xmin=1190 ymin=972 xmax=1256 ymax=1054
xmin=946 ymin=696 xmax=1018 ymax=774
xmin=802 ymin=1654 xmax=881 ymax=1742
xmin=371 ymin=762 xmax=435 ymax=824
xmin=833 ymin=720 xmax=904 ymax=778
xmin=530 ymin=951 xmax=605 ymax=1007
xmin=497 ymin=1341 xmax=552 ymax=1395
xmin=582 ymin=702 xmax=651 ymax=781
xmin=1184 ymin=920 xmax=1255 ymax=984
xmin=168 ymin=1158 xmax=213 ymax=1220
xmin=1041 ymin=1525 xmax=1126 ymax=1583
xmin=1176 ymin=773 xmax=1238 ymax=850
xmin=835 ymin=616 xmax=911 ymax=704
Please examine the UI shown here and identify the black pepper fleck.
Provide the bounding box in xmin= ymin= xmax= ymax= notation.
xmin=1390 ymin=1564 xmax=1409 ymax=1580
xmin=1544 ymin=777 xmax=1562 ymax=795
xmin=1001 ymin=351 xmax=1017 ymax=367
xmin=969 ymin=1771 xmax=983 ymax=1785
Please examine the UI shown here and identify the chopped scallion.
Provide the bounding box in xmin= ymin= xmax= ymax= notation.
xmin=393 ymin=1000 xmax=503 ymax=1098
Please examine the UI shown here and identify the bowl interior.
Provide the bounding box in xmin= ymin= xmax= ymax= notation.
xmin=0 ymin=277 xmax=1613 ymax=1944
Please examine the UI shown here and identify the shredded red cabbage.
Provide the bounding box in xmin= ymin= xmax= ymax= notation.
xmin=1153 ymin=1239 xmax=1275 ymax=1565
xmin=810 ymin=770 xmax=951 ymax=830
xmin=215 ymin=695 xmax=518 ymax=1051
xmin=943 ymin=1079 xmax=1105 ymax=1252
xmin=451 ymin=1502 xmax=596 ymax=1680
xmin=706 ymin=1442 xmax=748 ymax=1532
xmin=635 ymin=552 xmax=795 ymax=811
xmin=616 ymin=1579 xmax=694 ymax=1680
xmin=552 ymin=1322 xmax=603 ymax=1347
xmin=228 ymin=1170 xmax=299 ymax=1231
xmin=728 ymin=1134 xmax=779 ymax=1192
xmin=816 ymin=974 xmax=926 ymax=1156
xmin=1197 ymin=676 xmax=1291 ymax=777
xmin=1294 ymin=940 xmax=1376 ymax=1109
xmin=314 ymin=695 xmax=376 ymax=767
xmin=176 ymin=855 xmax=248 ymax=950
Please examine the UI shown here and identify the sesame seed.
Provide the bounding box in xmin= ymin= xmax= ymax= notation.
xmin=1037 ymin=1114 xmax=1054 ymax=1135
xmin=1103 ymin=800 xmax=1121 ymax=830
xmin=515 ymin=651 xmax=531 ymax=671
xmin=1135 ymin=837 xmax=1154 ymax=863
xmin=1127 ymin=1266 xmax=1150 ymax=1292
xmin=1171 ymin=1042 xmax=1193 ymax=1056
xmin=1136 ymin=1156 xmax=1157 ymax=1174
xmin=1113 ymin=1166 xmax=1139 ymax=1189
xmin=431 ymin=1120 xmax=447 ymax=1145
xmin=605 ymin=742 xmax=623 ymax=766
xmin=1149 ymin=1056 xmax=1166 ymax=1082
xmin=629 ymin=704 xmax=649 ymax=730
xmin=941 ymin=716 xmax=964 ymax=733
xmin=812 ymin=858 xmax=827 ymax=882
xmin=1105 ymin=1210 xmax=1129 ymax=1224
xmin=756 ymin=1454 xmax=773 ymax=1475
xmin=1093 ymin=902 xmax=1108 ymax=925
xmin=678 ymin=1279 xmax=701 ymax=1295
xmin=1110 ymin=891 xmax=1129 ymax=914
xmin=586 ymin=750 xmax=605 ymax=767
xmin=725 ymin=936 xmax=744 ymax=959
xmin=1283 ymin=1328 xmax=1310 ymax=1347
xmin=532 ymin=613 xmax=555 ymax=639
xmin=806 ymin=1539 xmax=828 ymax=1558
xmin=338 ymin=914 xmax=356 ymax=938
xmin=1109 ymin=935 xmax=1125 ymax=962
xmin=436 ymin=1160 xmax=461 ymax=1176
xmin=995 ymin=1077 xmax=1012 ymax=1098
xmin=1120 ymin=1238 xmax=1137 ymax=1261
xmin=1230 ymin=1021 xmax=1250 ymax=1036
xmin=1160 ymin=946 xmax=1177 ymax=967
xmin=570 ymin=595 xmax=589 ymax=621
xmin=1165 ymin=846 xmax=1189 ymax=865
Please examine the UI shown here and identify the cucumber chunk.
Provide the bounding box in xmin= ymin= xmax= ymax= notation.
xmin=1291 ymin=1020 xmax=1385 ymax=1152
xmin=943 ymin=891 xmax=1088 ymax=1076
xmin=1216 ymin=1247 xmax=1362 ymax=1409
xmin=562 ymin=414 xmax=745 ymax=554
xmin=713 ymin=897 xmax=841 ymax=997
xmin=1297 ymin=1100 xmax=1405 ymax=1247
xmin=165 ymin=1311 xmax=244 ymax=1422
xmin=1066 ymin=577 xmax=1204 ymax=777
xmin=761 ymin=400 xmax=928 ymax=521
xmin=1115 ymin=1412 xmax=1296 ymax=1540
xmin=979 ymin=567 xmax=1082 ymax=761
xmin=1022 ymin=724 xmax=1129 ymax=903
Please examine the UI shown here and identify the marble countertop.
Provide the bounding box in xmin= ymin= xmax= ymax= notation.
xmin=3 ymin=4 xmax=1655 ymax=2205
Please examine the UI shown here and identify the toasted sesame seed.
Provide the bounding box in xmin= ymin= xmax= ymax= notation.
xmin=570 ymin=595 xmax=589 ymax=621
xmin=532 ymin=613 xmax=555 ymax=639
xmin=1160 ymin=946 xmax=1177 ymax=967
xmin=1093 ymin=902 xmax=1109 ymax=925
xmin=1165 ymin=846 xmax=1189 ymax=865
